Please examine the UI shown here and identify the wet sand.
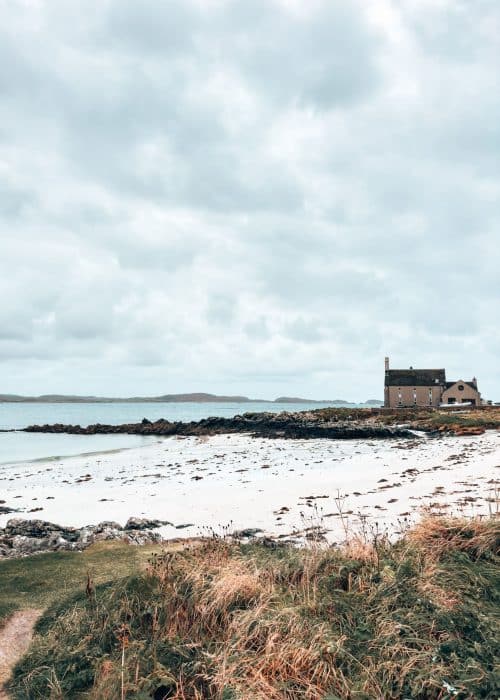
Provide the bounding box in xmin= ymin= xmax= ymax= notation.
xmin=1 ymin=432 xmax=498 ymax=542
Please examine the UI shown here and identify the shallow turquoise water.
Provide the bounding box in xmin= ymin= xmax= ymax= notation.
xmin=0 ymin=401 xmax=350 ymax=464
xmin=0 ymin=432 xmax=159 ymax=465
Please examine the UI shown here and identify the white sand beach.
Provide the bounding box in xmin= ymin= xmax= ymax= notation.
xmin=1 ymin=432 xmax=498 ymax=542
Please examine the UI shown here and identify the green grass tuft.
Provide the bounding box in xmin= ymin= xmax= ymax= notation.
xmin=0 ymin=540 xmax=163 ymax=627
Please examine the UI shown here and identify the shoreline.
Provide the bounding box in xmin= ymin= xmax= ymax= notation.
xmin=1 ymin=431 xmax=498 ymax=549
xmin=0 ymin=438 xmax=166 ymax=468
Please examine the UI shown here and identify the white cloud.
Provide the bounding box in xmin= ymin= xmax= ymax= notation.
xmin=0 ymin=0 xmax=499 ymax=400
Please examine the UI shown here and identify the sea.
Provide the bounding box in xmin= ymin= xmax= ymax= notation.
xmin=0 ymin=401 xmax=364 ymax=465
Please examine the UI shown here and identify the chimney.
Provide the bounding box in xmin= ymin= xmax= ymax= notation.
xmin=385 ymin=356 xmax=389 ymax=371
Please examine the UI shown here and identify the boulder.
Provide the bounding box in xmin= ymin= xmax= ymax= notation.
xmin=89 ymin=524 xmax=124 ymax=542
xmin=11 ymin=535 xmax=51 ymax=554
xmin=46 ymin=533 xmax=74 ymax=551
xmin=92 ymin=521 xmax=123 ymax=533
xmin=124 ymin=517 xmax=169 ymax=530
xmin=5 ymin=519 xmax=63 ymax=537
xmin=4 ymin=519 xmax=82 ymax=543
xmin=124 ymin=530 xmax=163 ymax=545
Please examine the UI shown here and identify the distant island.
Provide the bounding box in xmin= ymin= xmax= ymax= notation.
xmin=0 ymin=392 xmax=383 ymax=406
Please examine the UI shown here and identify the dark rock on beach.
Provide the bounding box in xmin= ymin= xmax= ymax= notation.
xmin=0 ymin=518 xmax=164 ymax=559
xmin=0 ymin=505 xmax=19 ymax=515
xmin=124 ymin=517 xmax=171 ymax=530
xmin=233 ymin=528 xmax=264 ymax=538
xmin=22 ymin=410 xmax=415 ymax=440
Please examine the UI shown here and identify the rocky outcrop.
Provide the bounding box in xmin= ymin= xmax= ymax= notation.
xmin=0 ymin=518 xmax=164 ymax=559
xmin=22 ymin=411 xmax=415 ymax=440
xmin=124 ymin=517 xmax=171 ymax=530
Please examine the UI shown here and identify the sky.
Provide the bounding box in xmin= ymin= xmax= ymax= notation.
xmin=1 ymin=0 xmax=499 ymax=401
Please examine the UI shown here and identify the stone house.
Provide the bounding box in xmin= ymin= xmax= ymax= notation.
xmin=441 ymin=379 xmax=481 ymax=406
xmin=384 ymin=357 xmax=481 ymax=408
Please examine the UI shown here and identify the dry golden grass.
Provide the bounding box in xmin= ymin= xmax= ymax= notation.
xmin=408 ymin=514 xmax=500 ymax=560
xmin=416 ymin=561 xmax=461 ymax=611
xmin=9 ymin=515 xmax=500 ymax=700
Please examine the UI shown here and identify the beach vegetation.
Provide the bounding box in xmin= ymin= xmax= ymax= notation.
xmin=0 ymin=540 xmax=164 ymax=630
xmin=6 ymin=516 xmax=499 ymax=699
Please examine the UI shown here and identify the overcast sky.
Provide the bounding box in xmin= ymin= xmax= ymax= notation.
xmin=1 ymin=0 xmax=499 ymax=401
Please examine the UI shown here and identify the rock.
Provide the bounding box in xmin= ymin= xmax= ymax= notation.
xmin=0 ymin=517 xmax=165 ymax=558
xmin=232 ymin=528 xmax=264 ymax=539
xmin=453 ymin=427 xmax=486 ymax=436
xmin=0 ymin=544 xmax=12 ymax=557
xmin=11 ymin=535 xmax=51 ymax=554
xmin=22 ymin=411 xmax=416 ymax=441
xmin=124 ymin=517 xmax=169 ymax=531
xmin=0 ymin=506 xmax=18 ymax=514
xmin=46 ymin=533 xmax=73 ymax=550
xmin=5 ymin=519 xmax=65 ymax=538
xmin=89 ymin=524 xmax=124 ymax=543
xmin=92 ymin=521 xmax=123 ymax=533
xmin=305 ymin=531 xmax=327 ymax=542
xmin=77 ymin=527 xmax=95 ymax=545
xmin=124 ymin=530 xmax=163 ymax=545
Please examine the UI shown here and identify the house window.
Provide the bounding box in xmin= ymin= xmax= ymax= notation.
xmin=458 ymin=384 xmax=464 ymax=391
xmin=429 ymin=388 xmax=433 ymax=405
xmin=398 ymin=388 xmax=402 ymax=406
xmin=413 ymin=388 xmax=417 ymax=405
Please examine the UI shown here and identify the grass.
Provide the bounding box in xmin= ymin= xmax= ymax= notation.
xmin=313 ymin=405 xmax=500 ymax=433
xmin=5 ymin=516 xmax=500 ymax=700
xmin=0 ymin=541 xmax=164 ymax=629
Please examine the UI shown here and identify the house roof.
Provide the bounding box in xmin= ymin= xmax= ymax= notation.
xmin=385 ymin=368 xmax=446 ymax=387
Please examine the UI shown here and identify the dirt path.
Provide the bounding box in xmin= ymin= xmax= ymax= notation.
xmin=0 ymin=609 xmax=41 ymax=698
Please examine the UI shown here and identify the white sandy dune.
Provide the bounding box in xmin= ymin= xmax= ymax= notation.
xmin=1 ymin=431 xmax=498 ymax=542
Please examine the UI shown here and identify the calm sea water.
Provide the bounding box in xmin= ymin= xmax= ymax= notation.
xmin=0 ymin=401 xmax=354 ymax=464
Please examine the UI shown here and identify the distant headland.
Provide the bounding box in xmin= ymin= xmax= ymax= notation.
xmin=0 ymin=392 xmax=382 ymax=406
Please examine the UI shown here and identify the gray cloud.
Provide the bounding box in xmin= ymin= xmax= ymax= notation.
xmin=0 ymin=0 xmax=499 ymax=400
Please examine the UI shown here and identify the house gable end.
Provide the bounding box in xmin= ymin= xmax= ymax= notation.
xmin=444 ymin=379 xmax=477 ymax=392
xmin=441 ymin=379 xmax=481 ymax=405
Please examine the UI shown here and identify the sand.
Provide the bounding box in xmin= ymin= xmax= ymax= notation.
xmin=1 ymin=431 xmax=498 ymax=542
xmin=0 ymin=609 xmax=41 ymax=695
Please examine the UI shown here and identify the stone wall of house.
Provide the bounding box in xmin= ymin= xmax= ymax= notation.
xmin=441 ymin=382 xmax=481 ymax=406
xmin=385 ymin=385 xmax=443 ymax=408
